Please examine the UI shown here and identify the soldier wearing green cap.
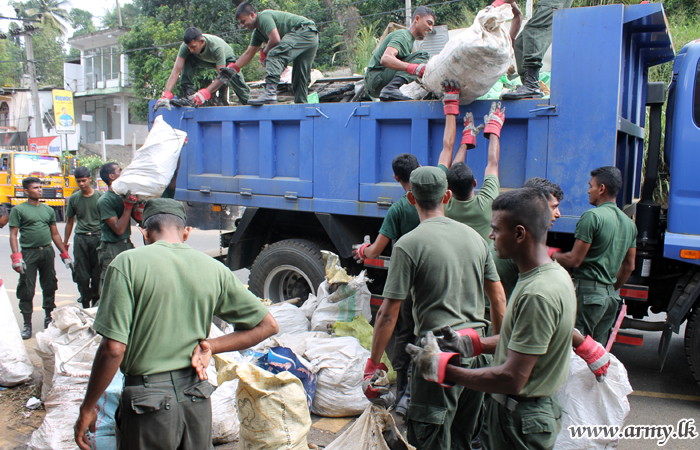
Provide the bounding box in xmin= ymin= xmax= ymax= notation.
xmin=74 ymin=198 xmax=279 ymax=450
xmin=367 ymin=166 xmax=506 ymax=450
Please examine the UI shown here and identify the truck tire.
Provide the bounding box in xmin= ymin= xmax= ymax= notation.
xmin=684 ymin=306 xmax=700 ymax=386
xmin=249 ymin=239 xmax=325 ymax=305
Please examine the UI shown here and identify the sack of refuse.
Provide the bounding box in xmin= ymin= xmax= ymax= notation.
xmin=304 ymin=336 xmax=370 ymax=417
xmin=0 ymin=279 xmax=34 ymax=386
xmin=207 ymin=323 xmax=242 ymax=444
xmin=269 ymin=302 xmax=310 ymax=335
xmin=325 ymin=404 xmax=415 ymax=450
xmin=333 ymin=315 xmax=396 ymax=384
xmin=554 ymin=350 xmax=633 ymax=450
xmin=421 ymin=4 xmax=514 ymax=104
xmin=112 ymin=115 xmax=187 ymax=199
xmin=216 ymin=355 xmax=312 ymax=450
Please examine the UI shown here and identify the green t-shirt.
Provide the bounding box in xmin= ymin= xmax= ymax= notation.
xmin=572 ymin=202 xmax=637 ymax=285
xmin=66 ymin=190 xmax=102 ymax=234
xmin=383 ymin=216 xmax=500 ymax=336
xmin=492 ymin=262 xmax=576 ymax=397
xmin=97 ymin=190 xmax=131 ymax=243
xmin=161 ymin=186 xmax=175 ymax=199
xmin=377 ymin=193 xmax=420 ymax=241
xmin=439 ymin=164 xmax=500 ymax=241
xmin=250 ymin=10 xmax=315 ymax=47
xmin=178 ymin=34 xmax=235 ymax=67
xmin=94 ymin=241 xmax=270 ymax=376
xmin=489 ymin=241 xmax=519 ymax=302
xmin=8 ymin=202 xmax=56 ymax=248
xmin=367 ymin=29 xmax=416 ymax=71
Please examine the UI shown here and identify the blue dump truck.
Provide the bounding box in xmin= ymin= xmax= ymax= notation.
xmin=151 ymin=3 xmax=700 ymax=383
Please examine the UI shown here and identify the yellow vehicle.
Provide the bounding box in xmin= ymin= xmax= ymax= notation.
xmin=62 ymin=154 xmax=79 ymax=199
xmin=0 ymin=151 xmax=65 ymax=215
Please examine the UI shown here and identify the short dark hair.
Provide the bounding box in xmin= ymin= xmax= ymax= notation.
xmin=492 ymin=188 xmax=551 ymax=243
xmin=591 ymin=166 xmax=622 ymax=198
xmin=414 ymin=196 xmax=443 ymax=211
xmin=100 ymin=162 xmax=120 ymax=186
xmin=414 ymin=5 xmax=436 ymax=21
xmin=446 ymin=162 xmax=475 ymax=200
xmin=522 ymin=177 xmax=564 ymax=201
xmin=0 ymin=205 xmax=8 ymax=218
xmin=143 ymin=213 xmax=186 ymax=233
xmin=235 ymin=2 xmax=256 ymax=19
xmin=22 ymin=177 xmax=41 ymax=190
xmin=392 ymin=153 xmax=419 ymax=183
xmin=74 ymin=166 xmax=91 ymax=179
xmin=183 ymin=27 xmax=203 ymax=44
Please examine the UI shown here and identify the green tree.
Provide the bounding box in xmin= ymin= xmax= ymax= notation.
xmin=32 ymin=23 xmax=67 ymax=86
xmin=101 ymin=3 xmax=142 ymax=28
xmin=12 ymin=0 xmax=71 ymax=35
xmin=69 ymin=8 xmax=96 ymax=36
xmin=0 ymin=39 xmax=22 ymax=86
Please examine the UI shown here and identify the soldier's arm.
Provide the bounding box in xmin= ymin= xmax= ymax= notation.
xmin=484 ymin=279 xmax=506 ymax=334
xmin=484 ymin=134 xmax=501 ymax=178
xmin=380 ymin=47 xmax=411 ymax=72
xmin=364 ymin=234 xmax=391 ymax=259
xmin=445 ymin=349 xmax=539 ymax=394
xmin=64 ymin=216 xmax=75 ymax=245
xmin=50 ymin=224 xmax=68 ymax=253
xmin=234 ymin=45 xmax=261 ymax=69
xmin=104 ymin=206 xmax=133 ymax=237
xmin=614 ymin=247 xmax=636 ymax=291
xmin=438 ymin=114 xmax=457 ymax=169
xmin=164 ymin=57 xmax=186 ymax=94
xmin=9 ymin=226 xmax=20 ymax=254
xmin=552 ymin=239 xmax=591 ymax=268
xmin=370 ymin=297 xmax=402 ymax=364
xmin=264 ymin=28 xmax=281 ymax=53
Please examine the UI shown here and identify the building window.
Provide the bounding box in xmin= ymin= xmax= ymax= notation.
xmin=0 ymin=102 xmax=9 ymax=128
xmin=84 ymin=46 xmax=122 ymax=89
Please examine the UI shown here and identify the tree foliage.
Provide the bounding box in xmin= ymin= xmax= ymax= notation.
xmin=101 ymin=3 xmax=142 ymax=28
xmin=12 ymin=0 xmax=72 ymax=35
xmin=69 ymin=8 xmax=97 ymax=37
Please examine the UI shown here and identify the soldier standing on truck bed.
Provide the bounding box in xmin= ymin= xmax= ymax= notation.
xmin=9 ymin=177 xmax=73 ymax=339
xmin=364 ymin=6 xmax=434 ymax=101
xmin=229 ymin=2 xmax=318 ymax=105
xmin=552 ymin=166 xmax=637 ymax=343
xmin=353 ymin=152 xmax=420 ymax=416
xmin=153 ymin=27 xmax=250 ymax=112
xmin=73 ymin=199 xmax=279 ymax=450
xmin=366 ymin=166 xmax=506 ymax=449
xmin=64 ymin=166 xmax=103 ymax=309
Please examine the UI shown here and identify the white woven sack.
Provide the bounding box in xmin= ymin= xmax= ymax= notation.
xmin=422 ymin=5 xmax=514 ymax=104
xmin=0 ymin=279 xmax=34 ymax=386
xmin=112 ymin=115 xmax=187 ymax=199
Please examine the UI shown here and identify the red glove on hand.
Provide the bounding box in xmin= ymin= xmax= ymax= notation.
xmin=491 ymin=0 xmax=506 ymax=6
xmin=60 ymin=250 xmax=70 ymax=260
xmin=162 ymin=91 xmax=174 ymax=100
xmin=227 ymin=62 xmax=241 ymax=73
xmin=259 ymin=50 xmax=267 ymax=66
xmin=64 ymin=243 xmax=70 ymax=253
xmin=123 ymin=194 xmax=138 ymax=210
xmin=547 ymin=247 xmax=561 ymax=258
xmin=132 ymin=202 xmax=146 ymax=223
xmin=575 ymin=335 xmax=611 ymax=382
xmin=407 ymin=332 xmax=460 ymax=387
xmin=461 ymin=112 xmax=484 ymax=149
xmin=353 ymin=243 xmax=370 ymax=264
xmin=406 ymin=63 xmax=426 ymax=78
xmin=483 ymin=101 xmax=506 ymax=139
xmin=442 ymin=80 xmax=460 ymax=116
xmin=11 ymin=252 xmax=26 ymax=274
xmin=363 ymin=359 xmax=389 ymax=399
xmin=192 ymin=88 xmax=211 ymax=106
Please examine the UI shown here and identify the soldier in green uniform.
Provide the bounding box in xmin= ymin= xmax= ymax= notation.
xmin=64 ymin=166 xmax=103 ymax=309
xmin=96 ymin=163 xmax=137 ymax=293
xmin=364 ymin=6 xmax=434 ymax=101
xmin=9 ymin=177 xmax=73 ymax=339
xmin=232 ymin=2 xmax=318 ymax=105
xmin=406 ymin=188 xmax=577 ymax=450
xmin=73 ymin=199 xmax=279 ymax=450
xmin=153 ymin=27 xmax=250 ymax=111
xmin=367 ymin=166 xmax=506 ymax=450
xmin=552 ymin=166 xmax=637 ymax=343
xmin=493 ymin=177 xmax=564 ymax=301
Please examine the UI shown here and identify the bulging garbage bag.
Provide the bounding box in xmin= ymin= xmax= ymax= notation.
xmin=0 ymin=279 xmax=33 ymax=387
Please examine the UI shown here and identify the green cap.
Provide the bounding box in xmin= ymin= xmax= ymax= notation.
xmin=141 ymin=198 xmax=187 ymax=224
xmin=410 ymin=166 xmax=448 ymax=203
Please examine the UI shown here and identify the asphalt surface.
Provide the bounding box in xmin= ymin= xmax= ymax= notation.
xmin=2 ymin=224 xmax=699 ymax=449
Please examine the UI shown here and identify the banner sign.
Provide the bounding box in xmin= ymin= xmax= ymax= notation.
xmin=52 ymin=89 xmax=76 ymax=134
xmin=28 ymin=136 xmax=62 ymax=156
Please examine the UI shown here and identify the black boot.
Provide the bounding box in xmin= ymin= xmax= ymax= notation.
xmin=379 ymin=76 xmax=412 ymax=101
xmin=502 ymin=67 xmax=543 ymax=100
xmin=44 ymin=308 xmax=54 ymax=329
xmin=249 ymin=83 xmax=278 ymax=105
xmin=394 ymin=371 xmax=408 ymax=403
xmin=21 ymin=313 xmax=32 ymax=340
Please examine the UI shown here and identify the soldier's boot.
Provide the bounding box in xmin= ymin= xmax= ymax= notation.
xmin=379 ymin=75 xmax=412 ymax=101
xmin=44 ymin=308 xmax=54 ymax=329
xmin=21 ymin=313 xmax=32 ymax=340
xmin=249 ymin=83 xmax=278 ymax=105
xmin=501 ymin=67 xmax=543 ymax=100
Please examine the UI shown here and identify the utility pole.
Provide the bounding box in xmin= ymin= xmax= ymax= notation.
xmin=405 ymin=0 xmax=412 ymax=26
xmin=24 ymin=32 xmax=43 ymax=137
xmin=116 ymin=1 xmax=123 ymax=27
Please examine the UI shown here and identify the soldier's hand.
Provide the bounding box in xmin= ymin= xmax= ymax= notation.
xmin=74 ymin=404 xmax=97 ymax=450
xmin=192 ymin=340 xmax=213 ymax=381
xmin=483 ymin=101 xmax=506 ymax=139
xmin=153 ymin=91 xmax=174 ymax=113
xmin=461 ymin=112 xmax=484 ymax=149
xmin=575 ymin=335 xmax=611 ymax=382
xmin=406 ymin=332 xmax=460 ymax=386
xmin=122 ymin=191 xmax=138 ymax=210
xmin=422 ymin=326 xmax=483 ymax=359
xmin=11 ymin=252 xmax=26 ymax=275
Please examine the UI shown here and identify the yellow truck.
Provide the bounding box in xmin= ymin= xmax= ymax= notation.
xmin=0 ymin=150 xmax=65 ymax=215
xmin=62 ymin=154 xmax=79 ymax=199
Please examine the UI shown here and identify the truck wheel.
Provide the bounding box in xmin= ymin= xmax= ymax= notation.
xmin=685 ymin=306 xmax=700 ymax=386
xmin=249 ymin=239 xmax=325 ymax=305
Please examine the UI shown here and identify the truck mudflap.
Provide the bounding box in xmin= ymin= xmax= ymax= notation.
xmin=658 ymin=267 xmax=700 ymax=370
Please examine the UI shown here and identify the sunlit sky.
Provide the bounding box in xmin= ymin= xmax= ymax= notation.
xmin=0 ymin=0 xmax=135 ymax=33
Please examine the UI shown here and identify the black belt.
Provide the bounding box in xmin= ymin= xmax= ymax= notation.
xmin=125 ymin=367 xmax=195 ymax=387
xmin=491 ymin=393 xmax=543 ymax=411
xmin=103 ymin=239 xmax=130 ymax=245
xmin=77 ymin=231 xmax=101 ymax=236
xmin=22 ymin=246 xmax=51 ymax=251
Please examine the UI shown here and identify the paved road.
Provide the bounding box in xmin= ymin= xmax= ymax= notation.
xmin=2 ymin=225 xmax=699 ymax=448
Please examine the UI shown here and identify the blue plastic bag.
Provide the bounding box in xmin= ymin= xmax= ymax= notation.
xmin=252 ymin=347 xmax=317 ymax=409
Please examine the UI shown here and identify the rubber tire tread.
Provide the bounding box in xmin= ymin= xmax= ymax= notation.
xmin=248 ymin=239 xmax=326 ymax=302
xmin=684 ymin=305 xmax=700 ymax=386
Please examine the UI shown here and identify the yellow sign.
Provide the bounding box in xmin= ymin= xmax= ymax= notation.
xmin=52 ymin=89 xmax=76 ymax=135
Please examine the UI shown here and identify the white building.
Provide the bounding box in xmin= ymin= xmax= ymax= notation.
xmin=63 ymin=27 xmax=148 ymax=147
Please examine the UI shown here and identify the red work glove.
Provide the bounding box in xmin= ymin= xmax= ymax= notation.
xmin=430 ymin=326 xmax=484 ymax=359
xmin=227 ymin=62 xmax=241 ymax=73
xmin=547 ymin=247 xmax=561 ymax=258
xmin=64 ymin=243 xmax=70 ymax=254
xmin=442 ymin=80 xmax=460 ymax=116
xmin=406 ymin=63 xmax=426 ymax=78
xmin=491 ymin=0 xmax=506 ymax=6
xmin=191 ymin=88 xmax=211 ymax=107
xmin=461 ymin=112 xmax=484 ymax=149
xmin=162 ymin=91 xmax=174 ymax=100
xmin=575 ymin=335 xmax=611 ymax=382
xmin=363 ymin=359 xmax=389 ymax=399
xmin=11 ymin=253 xmax=26 ymax=274
xmin=153 ymin=91 xmax=174 ymax=112
xmin=123 ymin=194 xmax=138 ymax=210
xmin=353 ymin=243 xmax=370 ymax=264
xmin=259 ymin=50 xmax=267 ymax=67
xmin=132 ymin=202 xmax=146 ymax=223
xmin=406 ymin=332 xmax=460 ymax=387
xmin=60 ymin=250 xmax=74 ymax=270
xmin=483 ymin=101 xmax=506 ymax=139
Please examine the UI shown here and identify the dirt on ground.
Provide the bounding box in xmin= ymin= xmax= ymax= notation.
xmin=0 ymin=359 xmax=45 ymax=450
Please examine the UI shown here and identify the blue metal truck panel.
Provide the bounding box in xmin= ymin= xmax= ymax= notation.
xmin=150 ymin=4 xmax=674 ymax=236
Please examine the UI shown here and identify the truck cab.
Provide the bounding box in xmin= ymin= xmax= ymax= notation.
xmin=0 ymin=151 xmax=65 ymax=214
